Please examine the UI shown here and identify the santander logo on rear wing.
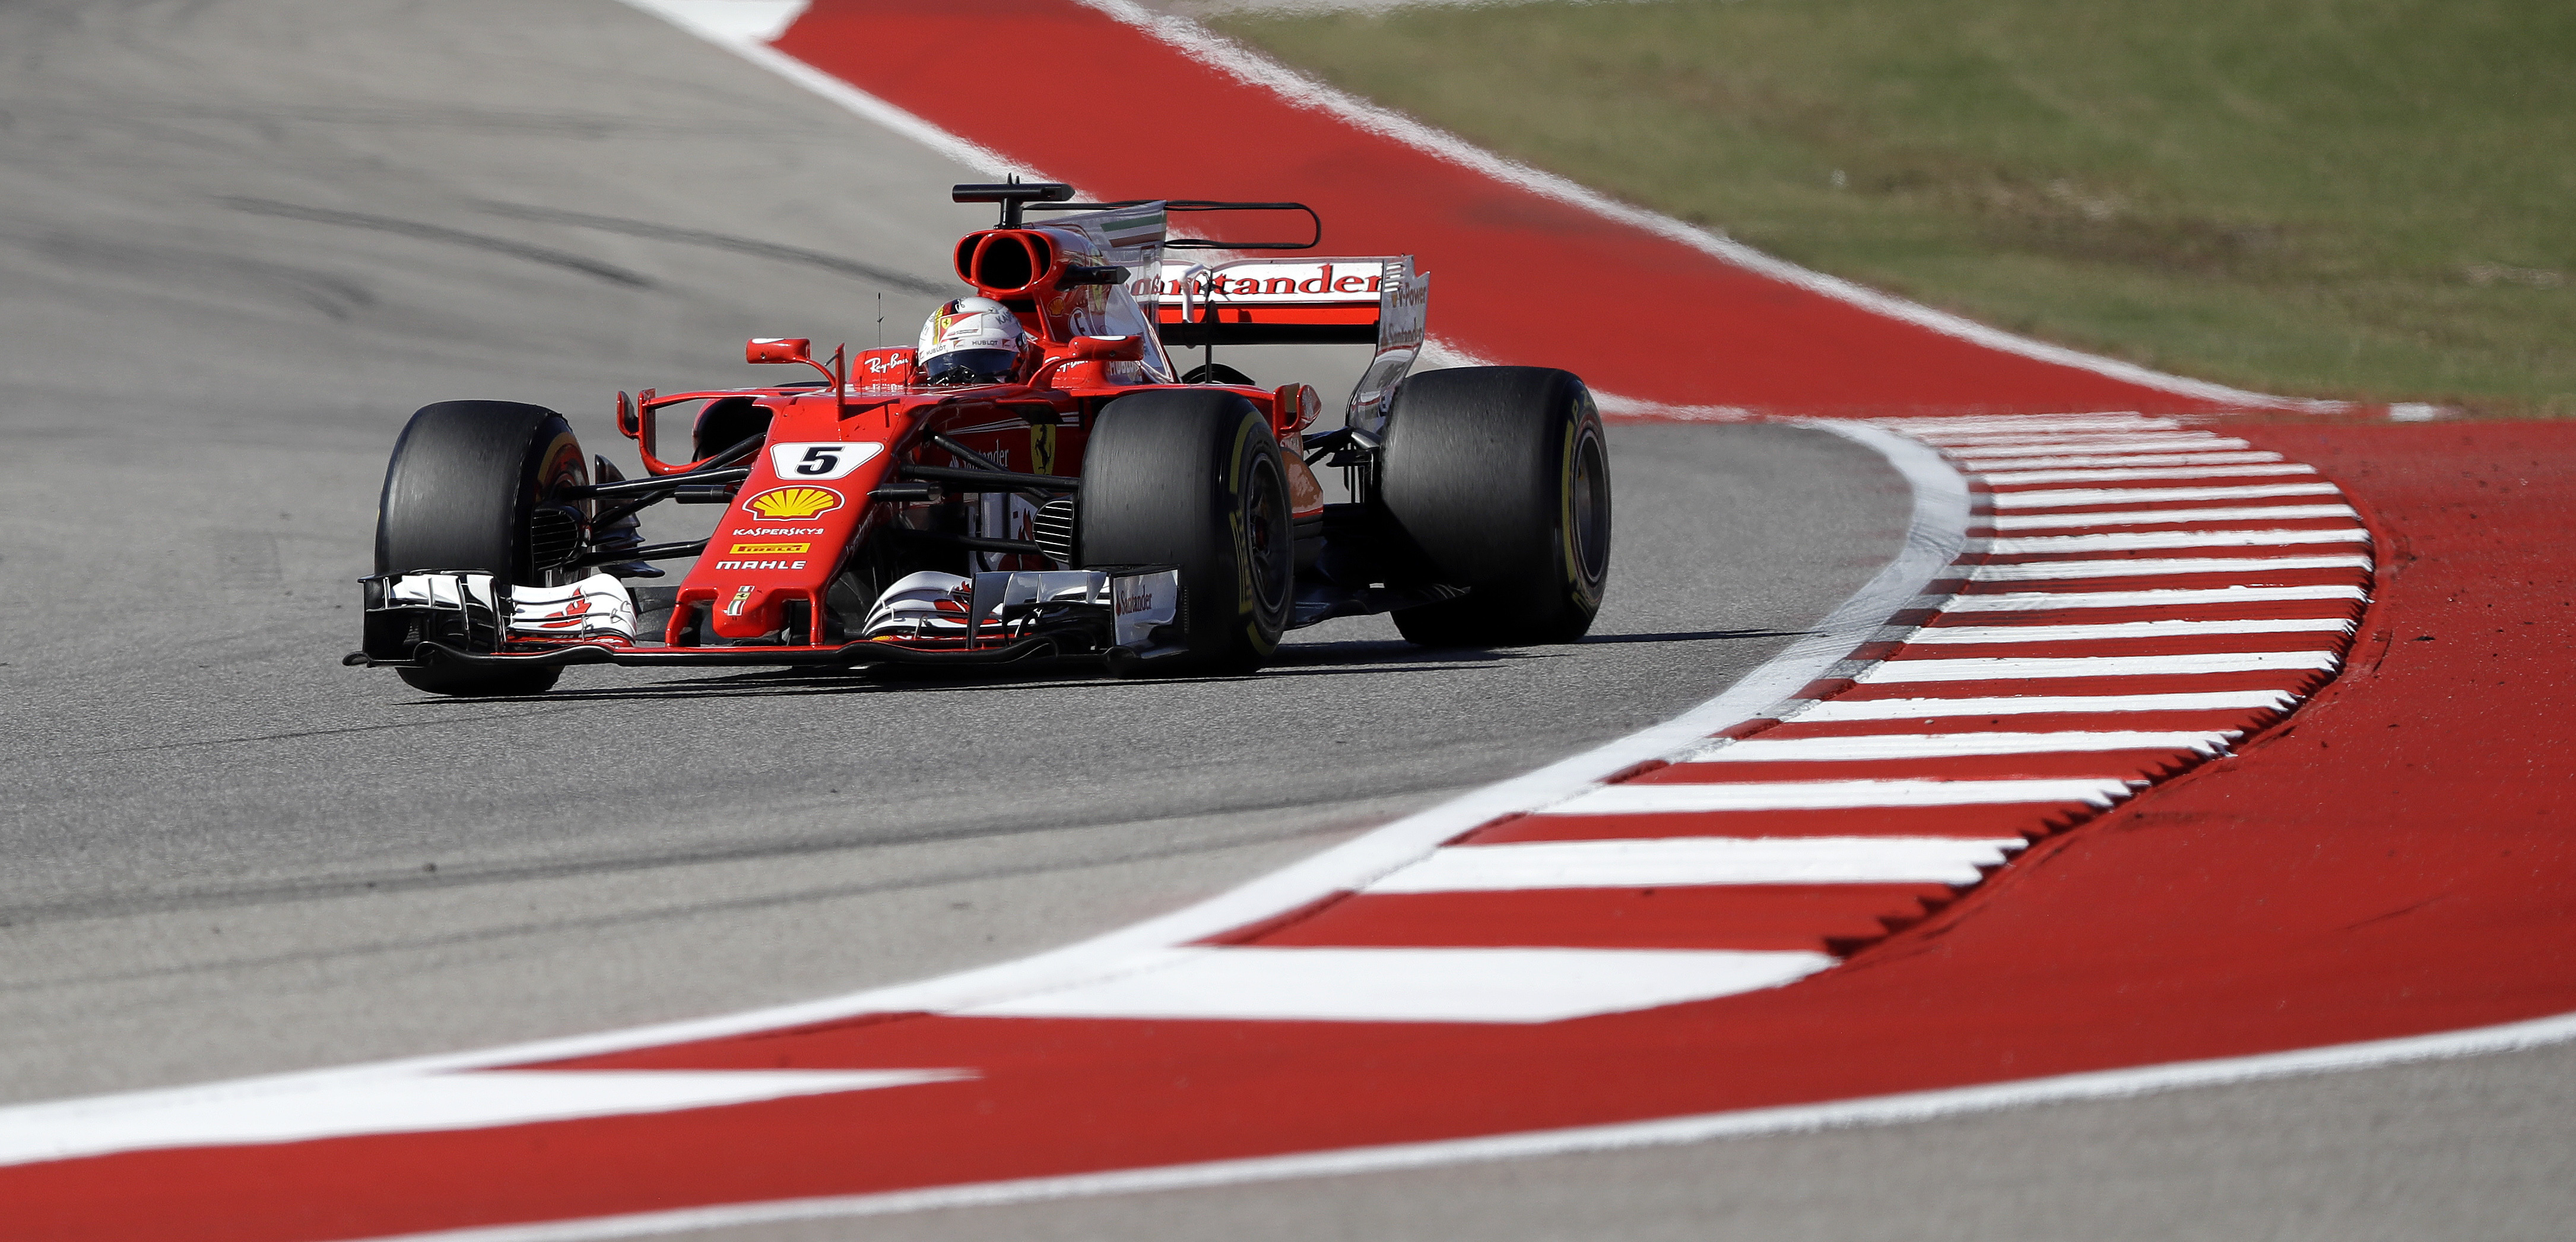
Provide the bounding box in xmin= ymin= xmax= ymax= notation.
xmin=1150 ymin=257 xmax=1419 ymax=347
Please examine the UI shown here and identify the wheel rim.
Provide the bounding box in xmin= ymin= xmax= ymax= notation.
xmin=1567 ymin=423 xmax=1611 ymax=586
xmin=1243 ymin=452 xmax=1292 ymax=620
xmin=529 ymin=434 xmax=589 ymax=586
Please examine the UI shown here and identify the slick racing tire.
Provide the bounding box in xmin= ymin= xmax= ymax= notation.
xmin=375 ymin=400 xmax=589 ymax=696
xmin=1379 ymin=366 xmax=1611 ymax=647
xmin=1078 ymin=389 xmax=1293 ymax=676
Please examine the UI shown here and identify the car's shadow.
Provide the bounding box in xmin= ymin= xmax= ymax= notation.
xmin=395 ymin=627 xmax=1812 ymax=707
xmin=1575 ymin=627 xmax=1813 ymax=644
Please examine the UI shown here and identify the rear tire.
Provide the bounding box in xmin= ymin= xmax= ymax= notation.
xmin=1078 ymin=389 xmax=1293 ymax=675
xmin=1379 ymin=367 xmax=1611 ymax=647
xmin=375 ymin=400 xmax=588 ymax=695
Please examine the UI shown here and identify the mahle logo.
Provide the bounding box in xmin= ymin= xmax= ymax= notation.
xmin=741 ymin=486 xmax=844 ymax=520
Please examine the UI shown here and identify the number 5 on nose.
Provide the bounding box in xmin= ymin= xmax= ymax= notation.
xmin=765 ymin=441 xmax=883 ymax=480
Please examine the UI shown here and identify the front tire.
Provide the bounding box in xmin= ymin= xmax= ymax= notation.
xmin=1078 ymin=389 xmax=1293 ymax=675
xmin=375 ymin=400 xmax=588 ymax=695
xmin=1379 ymin=366 xmax=1611 ymax=647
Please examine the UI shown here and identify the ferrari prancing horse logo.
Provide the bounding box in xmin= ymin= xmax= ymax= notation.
xmin=1029 ymin=423 xmax=1058 ymax=475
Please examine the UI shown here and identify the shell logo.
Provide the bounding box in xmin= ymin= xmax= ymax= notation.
xmin=741 ymin=485 xmax=844 ymax=520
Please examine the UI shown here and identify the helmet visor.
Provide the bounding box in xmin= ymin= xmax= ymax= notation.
xmin=922 ymin=347 xmax=1020 ymax=386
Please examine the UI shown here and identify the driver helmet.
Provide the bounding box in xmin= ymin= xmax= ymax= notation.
xmin=916 ymin=296 xmax=1029 ymax=385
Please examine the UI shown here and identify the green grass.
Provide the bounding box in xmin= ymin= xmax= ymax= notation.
xmin=1210 ymin=0 xmax=2576 ymax=414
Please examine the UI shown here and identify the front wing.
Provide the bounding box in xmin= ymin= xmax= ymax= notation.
xmin=347 ymin=567 xmax=1182 ymax=674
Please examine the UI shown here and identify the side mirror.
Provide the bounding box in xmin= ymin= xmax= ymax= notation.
xmin=746 ymin=337 xmax=813 ymax=364
xmin=1028 ymin=335 xmax=1146 ymax=390
xmin=745 ymin=336 xmax=846 ymax=393
xmin=1272 ymin=383 xmax=1320 ymax=436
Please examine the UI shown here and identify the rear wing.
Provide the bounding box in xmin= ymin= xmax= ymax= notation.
xmin=1153 ymin=257 xmax=1419 ymax=348
xmin=1149 ymin=256 xmax=1430 ymax=430
xmin=984 ymin=187 xmax=1431 ymax=425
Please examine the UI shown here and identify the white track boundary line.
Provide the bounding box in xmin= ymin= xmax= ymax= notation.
xmin=1072 ymin=0 xmax=2343 ymax=414
xmin=617 ymin=1 xmax=1022 ymax=176
xmin=364 ymin=1009 xmax=2576 ymax=1242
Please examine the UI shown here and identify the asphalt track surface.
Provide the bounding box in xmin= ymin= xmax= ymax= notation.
xmin=0 ymin=0 xmax=1908 ymax=1101
xmin=4 ymin=4 xmax=2571 ymax=1241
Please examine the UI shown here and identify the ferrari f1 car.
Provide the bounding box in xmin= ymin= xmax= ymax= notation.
xmin=349 ymin=182 xmax=1612 ymax=695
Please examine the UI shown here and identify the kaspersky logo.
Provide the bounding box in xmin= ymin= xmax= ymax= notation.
xmin=740 ymin=485 xmax=844 ymax=520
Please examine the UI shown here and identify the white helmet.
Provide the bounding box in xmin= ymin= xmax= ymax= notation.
xmin=916 ymin=296 xmax=1029 ymax=385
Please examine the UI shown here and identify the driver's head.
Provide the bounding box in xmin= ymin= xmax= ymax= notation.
xmin=916 ymin=297 xmax=1029 ymax=385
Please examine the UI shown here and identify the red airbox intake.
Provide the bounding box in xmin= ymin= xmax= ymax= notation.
xmin=955 ymin=229 xmax=1057 ymax=295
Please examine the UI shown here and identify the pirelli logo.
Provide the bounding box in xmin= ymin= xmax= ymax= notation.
xmin=728 ymin=541 xmax=812 ymax=555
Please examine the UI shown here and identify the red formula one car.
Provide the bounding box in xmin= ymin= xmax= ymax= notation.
xmin=349 ymin=183 xmax=1611 ymax=695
